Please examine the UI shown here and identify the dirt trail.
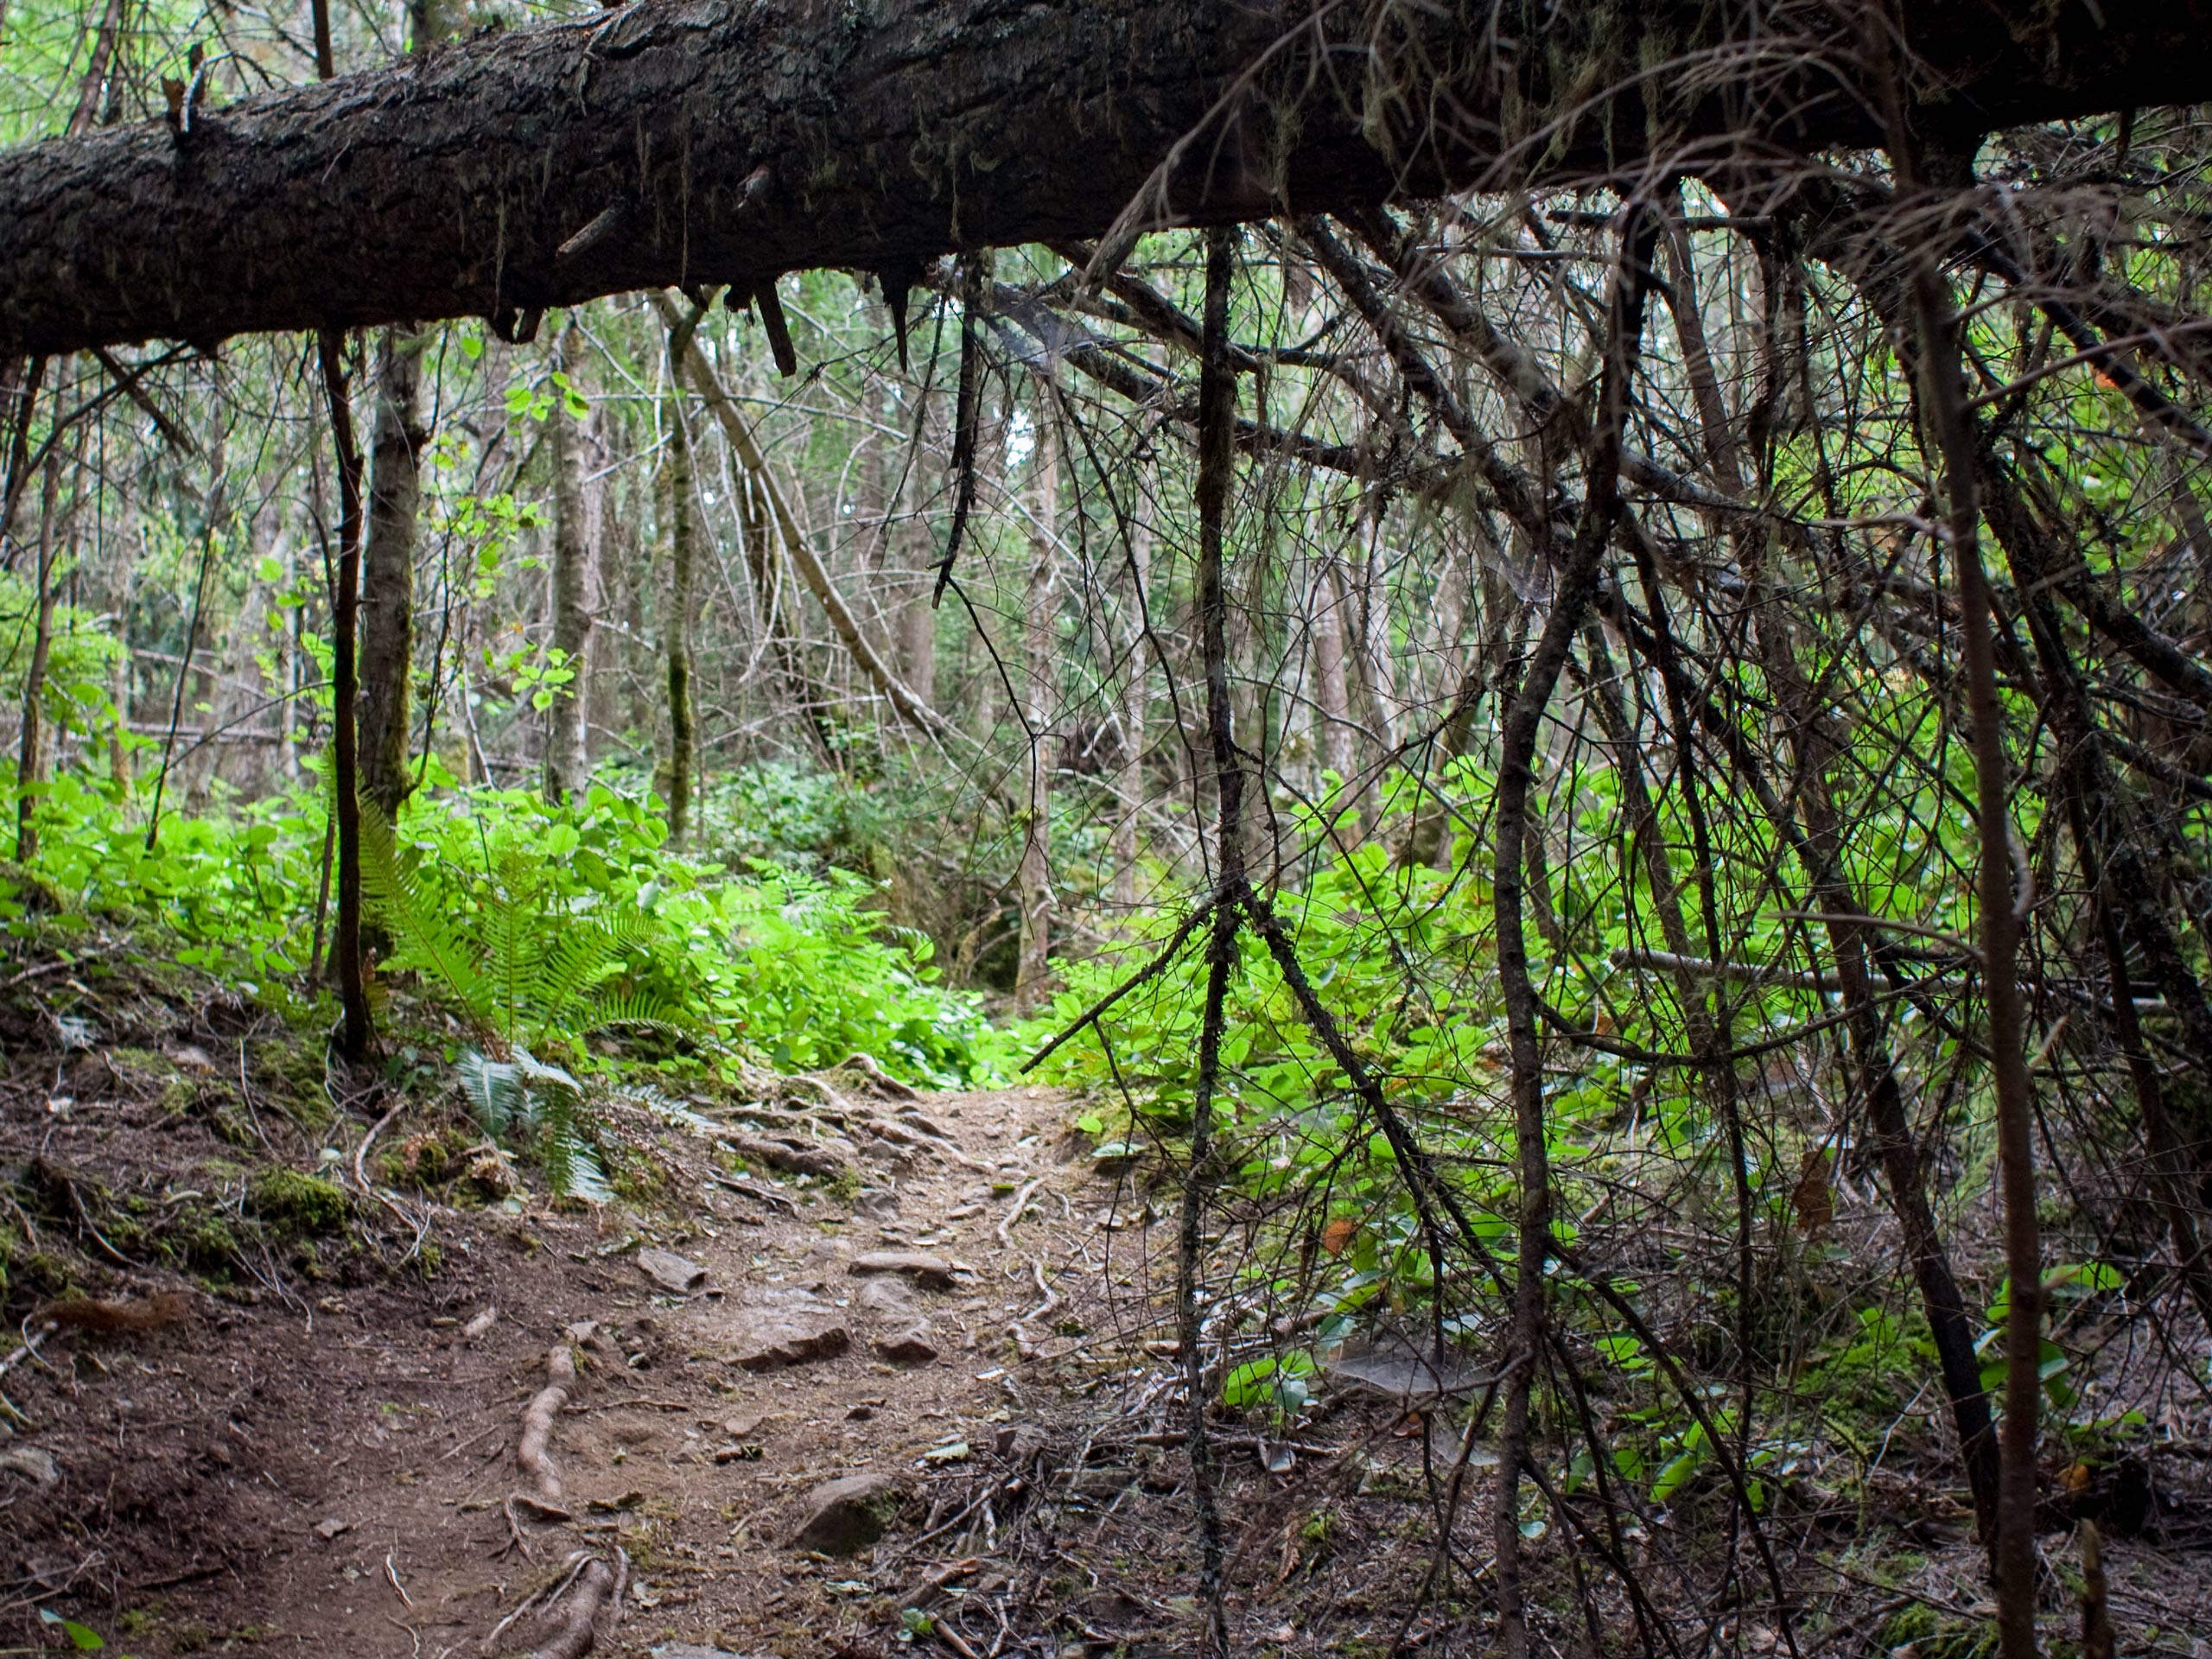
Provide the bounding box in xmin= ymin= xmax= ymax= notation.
xmin=3 ymin=1083 xmax=1112 ymax=1657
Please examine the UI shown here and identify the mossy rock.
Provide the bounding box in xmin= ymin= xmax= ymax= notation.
xmin=245 ymin=1169 xmax=349 ymax=1236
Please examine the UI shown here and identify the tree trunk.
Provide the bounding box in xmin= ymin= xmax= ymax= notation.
xmin=663 ymin=310 xmax=703 ymax=845
xmin=544 ymin=324 xmax=597 ymax=805
xmin=1311 ymin=557 xmax=1356 ymax=817
xmin=13 ymin=445 xmax=61 ymax=862
xmin=1014 ymin=384 xmax=1060 ymax=1011
xmin=358 ymin=325 xmax=426 ymax=817
xmin=6 ymin=0 xmax=2206 ymax=357
xmin=1111 ymin=512 xmax=1153 ymax=913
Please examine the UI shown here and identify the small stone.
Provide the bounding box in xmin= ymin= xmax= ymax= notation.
xmin=791 ymin=1471 xmax=903 ymax=1554
xmin=853 ymin=1189 xmax=900 ymax=1222
xmin=874 ymin=1325 xmax=938 ymax=1363
xmin=854 ymin=1277 xmax=918 ymax=1319
xmin=848 ymin=1250 xmax=956 ymax=1289
xmin=846 ymin=1403 xmax=874 ymax=1421
xmin=722 ymin=1409 xmax=770 ymax=1440
xmin=722 ymin=1305 xmax=851 ymax=1371
xmin=0 ymin=1447 xmax=57 ymax=1486
xmin=462 ymin=1306 xmax=499 ymax=1339
xmin=639 ymin=1249 xmax=708 ymax=1294
xmin=313 ymin=1516 xmax=352 ymax=1541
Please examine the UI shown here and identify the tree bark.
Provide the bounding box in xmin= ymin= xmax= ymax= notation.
xmin=13 ymin=445 xmax=62 ymax=862
xmin=5 ymin=0 xmax=2209 ymax=357
xmin=544 ymin=324 xmax=597 ymax=804
xmin=358 ymin=327 xmax=427 ymax=817
xmin=663 ymin=307 xmax=705 ymax=845
xmin=319 ymin=329 xmax=374 ymax=1061
xmin=1014 ymin=379 xmax=1060 ymax=1012
xmin=1111 ymin=512 xmax=1153 ymax=913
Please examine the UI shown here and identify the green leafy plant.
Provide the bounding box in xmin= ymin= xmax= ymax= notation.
xmin=361 ymin=806 xmax=695 ymax=1202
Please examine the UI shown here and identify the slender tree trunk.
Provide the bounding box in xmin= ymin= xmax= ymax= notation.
xmin=358 ymin=325 xmax=425 ymax=817
xmin=108 ymin=557 xmax=134 ymax=794
xmin=1900 ymin=180 xmax=2044 ymax=1655
xmin=1014 ymin=384 xmax=1060 ymax=1011
xmin=1312 ymin=556 xmax=1355 ymax=810
xmin=545 ymin=324 xmax=596 ymax=804
xmin=662 ymin=306 xmax=705 ymax=845
xmin=1490 ymin=206 xmax=1652 ymax=1659
xmin=319 ymin=327 xmax=373 ymax=1060
xmin=13 ymin=444 xmax=62 ymax=862
xmin=1177 ymin=223 xmax=1240 ymax=1659
xmin=1112 ymin=512 xmax=1153 ymax=912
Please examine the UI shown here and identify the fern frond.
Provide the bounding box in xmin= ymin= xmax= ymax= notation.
xmin=457 ymin=1047 xmax=523 ymax=1135
xmin=362 ymin=808 xmax=491 ymax=1022
xmin=586 ymin=987 xmax=705 ymax=1041
xmin=525 ymin=918 xmax=622 ymax=1029
xmin=537 ymin=1088 xmax=613 ymax=1205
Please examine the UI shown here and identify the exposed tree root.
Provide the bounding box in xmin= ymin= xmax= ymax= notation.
xmin=516 ymin=1344 xmax=575 ymax=1502
xmin=836 ymin=1051 xmax=920 ymax=1100
xmin=727 ymin=1131 xmax=845 ymax=1180
xmin=523 ymin=1550 xmax=626 ymax=1659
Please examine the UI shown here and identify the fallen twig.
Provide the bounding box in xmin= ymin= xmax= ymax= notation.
xmin=353 ymin=1094 xmax=407 ymax=1192
xmin=0 ymin=1320 xmax=56 ymax=1380
xmin=480 ymin=1549 xmax=588 ymax=1652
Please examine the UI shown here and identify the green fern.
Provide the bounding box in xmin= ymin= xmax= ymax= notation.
xmin=363 ymin=806 xmax=701 ymax=1206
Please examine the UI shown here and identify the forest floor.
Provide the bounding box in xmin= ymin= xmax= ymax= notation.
xmin=0 ymin=956 xmax=1141 ymax=1656
xmin=5 ymin=957 xmax=2212 ymax=1657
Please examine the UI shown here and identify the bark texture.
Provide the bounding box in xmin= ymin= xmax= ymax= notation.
xmin=358 ymin=327 xmax=426 ymax=817
xmin=1014 ymin=382 xmax=1059 ymax=1012
xmin=544 ymin=332 xmax=597 ymax=804
xmin=5 ymin=0 xmax=2209 ymax=355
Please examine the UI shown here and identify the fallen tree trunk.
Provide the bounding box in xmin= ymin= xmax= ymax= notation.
xmin=4 ymin=0 xmax=2209 ymax=356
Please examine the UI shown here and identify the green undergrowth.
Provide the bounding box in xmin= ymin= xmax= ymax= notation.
xmin=2 ymin=760 xmax=1007 ymax=1224
xmin=1015 ymin=766 xmax=2148 ymax=1525
xmin=1 ymin=765 xmax=1002 ymax=1087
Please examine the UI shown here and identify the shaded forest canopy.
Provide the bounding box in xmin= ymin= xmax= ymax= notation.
xmin=2 ymin=1 xmax=2212 ymax=1656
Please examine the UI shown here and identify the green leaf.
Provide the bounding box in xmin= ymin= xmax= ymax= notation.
xmin=40 ymin=1611 xmax=105 ymax=1650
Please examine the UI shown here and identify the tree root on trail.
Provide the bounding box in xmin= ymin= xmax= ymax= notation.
xmin=522 ymin=1549 xmax=626 ymax=1659
xmin=727 ymin=1131 xmax=846 ymax=1180
xmin=835 ymin=1051 xmax=920 ymax=1100
xmin=517 ymin=1344 xmax=575 ymax=1502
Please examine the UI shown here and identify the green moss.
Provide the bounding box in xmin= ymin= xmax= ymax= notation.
xmin=380 ymin=1126 xmax=475 ymax=1190
xmin=245 ymin=1169 xmax=348 ymax=1236
xmin=250 ymin=1034 xmax=334 ymax=1129
xmin=162 ymin=1210 xmax=243 ymax=1276
xmin=1878 ymin=1604 xmax=1999 ymax=1659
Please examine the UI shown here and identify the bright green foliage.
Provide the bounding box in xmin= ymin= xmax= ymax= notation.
xmin=362 ymin=804 xmax=685 ymax=1052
